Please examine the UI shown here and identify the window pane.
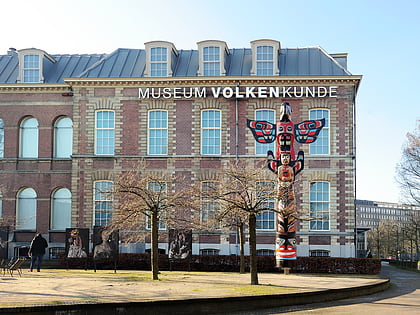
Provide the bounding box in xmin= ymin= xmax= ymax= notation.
xmin=23 ymin=55 xmax=40 ymax=83
xmin=20 ymin=118 xmax=38 ymax=158
xmin=16 ymin=188 xmax=36 ymax=230
xmin=201 ymin=110 xmax=221 ymax=155
xmin=148 ymin=111 xmax=168 ymax=155
xmin=94 ymin=181 xmax=113 ymax=226
xmin=256 ymin=46 xmax=273 ymax=61
xmin=256 ymin=210 xmax=275 ymax=230
xmin=55 ymin=117 xmax=73 ymax=158
xmin=151 ymin=47 xmax=167 ymax=77
xmin=309 ymin=182 xmax=330 ymax=231
xmin=51 ymin=188 xmax=71 ymax=230
xmin=95 ymin=111 xmax=115 ymax=155
xmin=309 ymin=110 xmax=329 ymax=155
xmin=203 ymin=46 xmax=220 ymax=76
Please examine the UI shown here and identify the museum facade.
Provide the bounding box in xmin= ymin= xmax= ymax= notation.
xmin=0 ymin=39 xmax=361 ymax=259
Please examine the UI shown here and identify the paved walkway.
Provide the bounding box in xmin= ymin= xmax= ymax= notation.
xmin=0 ymin=267 xmax=387 ymax=312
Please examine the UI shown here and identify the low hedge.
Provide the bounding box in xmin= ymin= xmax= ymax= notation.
xmin=57 ymin=253 xmax=381 ymax=274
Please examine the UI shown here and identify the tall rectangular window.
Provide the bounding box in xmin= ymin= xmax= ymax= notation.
xmin=95 ymin=110 xmax=115 ymax=155
xmin=256 ymin=46 xmax=274 ymax=76
xmin=148 ymin=110 xmax=168 ymax=155
xmin=20 ymin=117 xmax=38 ymax=158
xmin=201 ymin=110 xmax=221 ymax=155
xmin=94 ymin=181 xmax=113 ymax=226
xmin=146 ymin=182 xmax=167 ymax=230
xmin=255 ymin=109 xmax=275 ymax=155
xmin=23 ymin=54 xmax=40 ymax=83
xmin=54 ymin=117 xmax=73 ymax=158
xmin=151 ymin=47 xmax=167 ymax=77
xmin=203 ymin=46 xmax=220 ymax=76
xmin=309 ymin=109 xmax=329 ymax=155
xmin=310 ymin=182 xmax=330 ymax=231
xmin=201 ymin=181 xmax=220 ymax=227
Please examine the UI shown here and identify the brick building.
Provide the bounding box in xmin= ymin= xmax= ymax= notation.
xmin=0 ymin=40 xmax=361 ymax=259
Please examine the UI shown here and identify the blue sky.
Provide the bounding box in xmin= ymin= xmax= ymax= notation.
xmin=2 ymin=0 xmax=419 ymax=203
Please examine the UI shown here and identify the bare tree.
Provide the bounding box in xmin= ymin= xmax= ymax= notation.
xmin=110 ymin=161 xmax=196 ymax=280
xmin=210 ymin=160 xmax=276 ymax=285
xmin=397 ymin=120 xmax=420 ymax=204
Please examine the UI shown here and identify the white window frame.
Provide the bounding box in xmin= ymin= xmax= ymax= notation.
xmin=95 ymin=110 xmax=115 ymax=155
xmin=309 ymin=109 xmax=330 ymax=155
xmin=255 ymin=109 xmax=275 ymax=155
xmin=250 ymin=39 xmax=280 ymax=76
xmin=94 ymin=181 xmax=113 ymax=226
xmin=51 ymin=188 xmax=72 ymax=230
xmin=197 ymin=40 xmax=229 ymax=76
xmin=148 ymin=110 xmax=168 ymax=155
xmin=144 ymin=41 xmax=178 ymax=77
xmin=309 ymin=181 xmax=330 ymax=231
xmin=16 ymin=188 xmax=37 ymax=230
xmin=256 ymin=209 xmax=275 ymax=231
xmin=201 ymin=109 xmax=221 ymax=155
xmin=20 ymin=117 xmax=39 ymax=158
xmin=54 ymin=117 xmax=73 ymax=158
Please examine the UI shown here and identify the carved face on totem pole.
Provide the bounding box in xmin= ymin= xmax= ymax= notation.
xmin=247 ymin=102 xmax=325 ymax=267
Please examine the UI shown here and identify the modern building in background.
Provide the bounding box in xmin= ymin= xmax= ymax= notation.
xmin=355 ymin=199 xmax=420 ymax=257
xmin=0 ymin=40 xmax=361 ymax=259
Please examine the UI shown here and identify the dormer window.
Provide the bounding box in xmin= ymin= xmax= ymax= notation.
xmin=250 ymin=40 xmax=280 ymax=76
xmin=197 ymin=40 xmax=229 ymax=76
xmin=144 ymin=41 xmax=178 ymax=77
xmin=17 ymin=48 xmax=56 ymax=83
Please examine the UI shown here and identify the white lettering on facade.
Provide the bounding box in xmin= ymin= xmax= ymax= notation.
xmin=139 ymin=86 xmax=338 ymax=99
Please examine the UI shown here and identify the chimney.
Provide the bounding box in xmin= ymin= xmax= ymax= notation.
xmin=330 ymin=53 xmax=348 ymax=70
xmin=8 ymin=48 xmax=17 ymax=56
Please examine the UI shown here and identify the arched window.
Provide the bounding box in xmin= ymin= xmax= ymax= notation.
xmin=20 ymin=117 xmax=38 ymax=158
xmin=54 ymin=117 xmax=73 ymax=158
xmin=51 ymin=188 xmax=71 ymax=230
xmin=0 ymin=118 xmax=4 ymax=158
xmin=16 ymin=188 xmax=37 ymax=230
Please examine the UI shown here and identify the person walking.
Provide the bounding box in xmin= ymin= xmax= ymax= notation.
xmin=28 ymin=233 xmax=48 ymax=272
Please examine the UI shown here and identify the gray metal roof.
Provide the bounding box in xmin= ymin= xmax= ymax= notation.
xmin=0 ymin=46 xmax=351 ymax=84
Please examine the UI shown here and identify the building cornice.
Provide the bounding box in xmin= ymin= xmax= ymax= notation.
xmin=0 ymin=75 xmax=362 ymax=93
xmin=64 ymin=75 xmax=362 ymax=89
xmin=0 ymin=84 xmax=71 ymax=93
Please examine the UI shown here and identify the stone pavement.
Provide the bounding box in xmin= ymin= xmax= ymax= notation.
xmin=0 ymin=268 xmax=389 ymax=314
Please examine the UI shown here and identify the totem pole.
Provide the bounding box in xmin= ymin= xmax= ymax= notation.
xmin=247 ymin=102 xmax=325 ymax=268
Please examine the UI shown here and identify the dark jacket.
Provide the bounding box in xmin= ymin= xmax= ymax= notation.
xmin=29 ymin=234 xmax=48 ymax=256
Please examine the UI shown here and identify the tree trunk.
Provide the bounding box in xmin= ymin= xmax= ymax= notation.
xmin=248 ymin=213 xmax=258 ymax=285
xmin=151 ymin=210 xmax=159 ymax=280
xmin=238 ymin=222 xmax=245 ymax=274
